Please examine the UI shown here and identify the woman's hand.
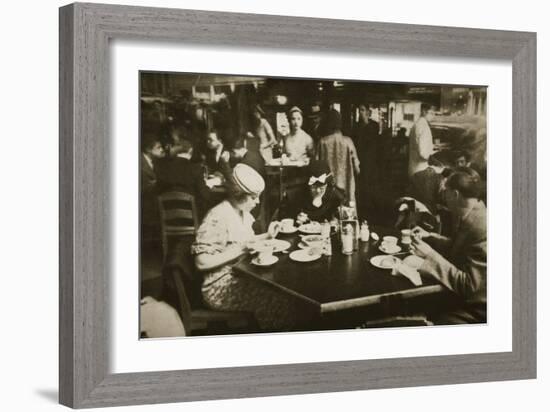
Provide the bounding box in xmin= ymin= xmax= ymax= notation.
xmin=410 ymin=236 xmax=435 ymax=259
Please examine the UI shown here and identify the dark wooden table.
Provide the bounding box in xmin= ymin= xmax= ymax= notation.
xmin=233 ymin=227 xmax=447 ymax=319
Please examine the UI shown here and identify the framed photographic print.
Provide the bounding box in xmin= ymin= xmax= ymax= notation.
xmin=59 ymin=2 xmax=536 ymax=408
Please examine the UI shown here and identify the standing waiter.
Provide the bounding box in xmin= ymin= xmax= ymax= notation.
xmin=408 ymin=103 xmax=436 ymax=177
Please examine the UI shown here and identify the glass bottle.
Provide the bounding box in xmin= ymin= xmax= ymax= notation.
xmin=360 ymin=220 xmax=370 ymax=242
xmin=341 ymin=224 xmax=354 ymax=255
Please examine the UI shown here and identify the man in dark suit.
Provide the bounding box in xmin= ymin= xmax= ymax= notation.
xmin=156 ymin=139 xmax=215 ymax=216
xmin=204 ymin=130 xmax=232 ymax=180
xmin=411 ymin=167 xmax=487 ymax=324
xmin=141 ymin=135 xmax=165 ymax=239
xmin=230 ymin=139 xmax=266 ymax=176
xmin=141 ymin=136 xmax=164 ymax=193
xmin=406 ymin=152 xmax=449 ymax=214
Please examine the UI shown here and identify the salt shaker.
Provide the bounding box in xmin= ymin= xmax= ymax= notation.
xmin=360 ymin=220 xmax=370 ymax=242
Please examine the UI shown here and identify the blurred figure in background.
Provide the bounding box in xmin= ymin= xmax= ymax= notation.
xmin=408 ymin=103 xmax=436 ymax=177
xmin=284 ymin=106 xmax=315 ymax=161
xmin=353 ymin=103 xmax=380 ymax=220
xmin=305 ymin=101 xmax=324 ymax=144
xmin=141 ymin=135 xmax=165 ymax=241
xmin=247 ymin=104 xmax=277 ymax=162
xmin=407 ymin=152 xmax=450 ymax=214
xmin=317 ymin=109 xmax=360 ymax=204
xmin=454 ymin=150 xmax=472 ymax=168
xmin=156 ymin=140 xmax=214 ymax=217
xmin=231 ymin=139 xmax=266 ymax=177
xmin=204 ymin=130 xmax=232 ymax=180
xmin=141 ymin=135 xmax=164 ymax=195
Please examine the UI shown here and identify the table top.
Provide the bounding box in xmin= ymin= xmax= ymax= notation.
xmin=233 ymin=227 xmax=443 ymax=310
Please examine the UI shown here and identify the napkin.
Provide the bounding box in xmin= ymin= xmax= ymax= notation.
xmin=396 ymin=263 xmax=423 ymax=286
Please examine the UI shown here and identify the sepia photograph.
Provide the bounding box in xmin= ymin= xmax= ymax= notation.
xmin=139 ymin=71 xmax=487 ymax=338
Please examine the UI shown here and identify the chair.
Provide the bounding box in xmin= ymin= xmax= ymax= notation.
xmin=161 ymin=240 xmax=257 ymax=335
xmin=158 ymin=191 xmax=199 ymax=261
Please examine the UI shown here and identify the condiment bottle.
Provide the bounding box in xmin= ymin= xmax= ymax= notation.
xmin=360 ymin=221 xmax=370 ymax=242
xmin=321 ymin=220 xmax=332 ymax=256
xmin=341 ymin=224 xmax=354 ymax=255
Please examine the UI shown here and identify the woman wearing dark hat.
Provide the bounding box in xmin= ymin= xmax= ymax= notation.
xmin=192 ymin=164 xmax=310 ymax=331
xmin=284 ymin=106 xmax=315 ymax=161
xmin=281 ymin=160 xmax=346 ymax=222
xmin=246 ymin=104 xmax=277 ymax=162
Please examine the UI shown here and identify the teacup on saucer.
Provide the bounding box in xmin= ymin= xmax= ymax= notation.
xmin=379 ymin=244 xmax=401 ymax=254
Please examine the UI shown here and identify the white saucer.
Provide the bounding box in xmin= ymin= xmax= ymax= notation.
xmin=249 ymin=239 xmax=291 ymax=253
xmin=289 ymin=249 xmax=322 ymax=263
xmin=251 ymin=255 xmax=279 ymax=266
xmin=370 ymin=255 xmax=402 ymax=269
xmin=279 ymin=226 xmax=298 ymax=234
xmin=379 ymin=245 xmax=402 ymax=254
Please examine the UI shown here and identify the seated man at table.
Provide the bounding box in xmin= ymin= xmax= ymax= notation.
xmin=410 ymin=167 xmax=487 ymax=324
xmin=155 ymin=139 xmax=215 ymax=215
xmin=280 ymin=160 xmax=345 ymax=223
xmin=141 ymin=135 xmax=165 ymax=240
xmin=407 ymin=152 xmax=451 ymax=214
xmin=230 ymin=138 xmax=266 ymax=177
xmin=204 ymin=129 xmax=232 ymax=180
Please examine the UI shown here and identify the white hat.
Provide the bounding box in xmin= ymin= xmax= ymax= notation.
xmin=232 ymin=163 xmax=265 ymax=195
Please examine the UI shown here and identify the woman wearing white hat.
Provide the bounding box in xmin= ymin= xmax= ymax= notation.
xmin=192 ymin=164 xmax=305 ymax=330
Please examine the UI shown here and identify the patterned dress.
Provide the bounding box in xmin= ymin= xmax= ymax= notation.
xmin=191 ymin=200 xmax=308 ymax=331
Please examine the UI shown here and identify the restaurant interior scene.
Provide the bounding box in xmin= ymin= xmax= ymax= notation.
xmin=139 ymin=71 xmax=488 ymax=338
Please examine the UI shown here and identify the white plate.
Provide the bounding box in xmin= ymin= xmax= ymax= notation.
xmin=289 ymin=249 xmax=322 ymax=263
xmin=379 ymin=245 xmax=402 ymax=254
xmin=370 ymin=255 xmax=402 ymax=269
xmin=298 ymin=222 xmax=322 ymax=234
xmin=251 ymin=255 xmax=279 ymax=266
xmin=249 ymin=239 xmax=291 ymax=253
xmin=279 ymin=226 xmax=298 ymax=234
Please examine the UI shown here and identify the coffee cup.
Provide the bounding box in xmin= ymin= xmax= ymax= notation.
xmin=401 ymin=229 xmax=412 ymax=244
xmin=382 ymin=236 xmax=398 ymax=246
xmin=256 ymin=246 xmax=274 ymax=264
xmin=281 ymin=218 xmax=295 ymax=232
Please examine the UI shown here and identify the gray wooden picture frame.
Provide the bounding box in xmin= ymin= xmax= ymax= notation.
xmin=59 ymin=2 xmax=536 ymax=408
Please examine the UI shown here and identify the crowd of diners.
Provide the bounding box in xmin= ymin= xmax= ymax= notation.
xmin=141 ymin=97 xmax=488 ymax=332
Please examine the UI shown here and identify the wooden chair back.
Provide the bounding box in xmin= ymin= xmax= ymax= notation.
xmin=157 ymin=191 xmax=199 ymax=259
